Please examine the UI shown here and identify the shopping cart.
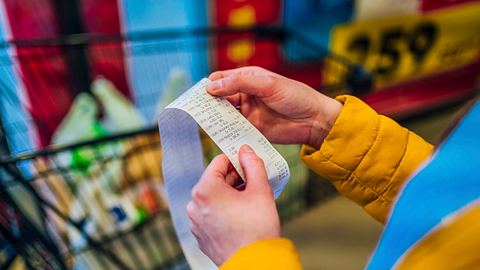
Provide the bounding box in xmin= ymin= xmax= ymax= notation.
xmin=0 ymin=26 xmax=372 ymax=269
xmin=0 ymin=181 xmax=67 ymax=270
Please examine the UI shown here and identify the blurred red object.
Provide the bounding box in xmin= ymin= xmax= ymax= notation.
xmin=3 ymin=0 xmax=132 ymax=147
xmin=364 ymin=60 xmax=480 ymax=118
xmin=81 ymin=0 xmax=131 ymax=100
xmin=4 ymin=0 xmax=73 ymax=147
xmin=421 ymin=0 xmax=480 ymax=12
xmin=212 ymin=0 xmax=281 ymax=70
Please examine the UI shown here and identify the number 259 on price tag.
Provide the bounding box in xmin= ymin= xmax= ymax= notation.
xmin=329 ymin=2 xmax=480 ymax=87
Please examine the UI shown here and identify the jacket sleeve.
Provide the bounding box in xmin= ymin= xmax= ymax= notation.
xmin=301 ymin=95 xmax=434 ymax=223
xmin=220 ymin=238 xmax=302 ymax=270
xmin=221 ymin=95 xmax=433 ymax=269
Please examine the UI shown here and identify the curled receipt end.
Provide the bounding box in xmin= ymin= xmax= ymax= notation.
xmin=158 ymin=78 xmax=290 ymax=269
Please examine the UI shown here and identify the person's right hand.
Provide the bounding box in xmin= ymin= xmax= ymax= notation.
xmin=207 ymin=66 xmax=343 ymax=149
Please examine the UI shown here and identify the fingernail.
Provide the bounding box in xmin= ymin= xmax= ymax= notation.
xmin=241 ymin=144 xmax=254 ymax=153
xmin=207 ymin=80 xmax=223 ymax=92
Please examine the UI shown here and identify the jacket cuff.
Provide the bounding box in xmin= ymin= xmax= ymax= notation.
xmin=300 ymin=95 xmax=434 ymax=223
xmin=301 ymin=95 xmax=379 ymax=182
xmin=220 ymin=238 xmax=302 ymax=270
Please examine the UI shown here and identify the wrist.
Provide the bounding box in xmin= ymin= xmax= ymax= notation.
xmin=307 ymin=95 xmax=343 ymax=149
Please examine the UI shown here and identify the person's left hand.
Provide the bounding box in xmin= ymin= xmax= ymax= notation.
xmin=187 ymin=145 xmax=280 ymax=266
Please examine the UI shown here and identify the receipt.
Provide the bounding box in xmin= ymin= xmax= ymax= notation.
xmin=158 ymin=78 xmax=290 ymax=269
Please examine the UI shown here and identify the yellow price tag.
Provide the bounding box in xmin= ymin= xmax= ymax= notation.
xmin=329 ymin=2 xmax=480 ymax=87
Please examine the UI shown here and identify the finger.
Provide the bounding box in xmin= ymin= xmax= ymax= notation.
xmin=208 ymin=70 xmax=226 ymax=81
xmin=208 ymin=66 xmax=266 ymax=81
xmin=190 ymin=223 xmax=200 ymax=239
xmin=203 ymin=154 xmax=231 ymax=179
xmin=190 ymin=224 xmax=205 ymax=246
xmin=192 ymin=154 xmax=230 ymax=201
xmin=238 ymin=145 xmax=270 ymax=193
xmin=207 ymin=73 xmax=275 ymax=98
xmin=225 ymin=94 xmax=241 ymax=107
xmin=186 ymin=201 xmax=199 ymax=223
xmin=208 ymin=68 xmax=244 ymax=81
xmin=225 ymin=169 xmax=241 ymax=187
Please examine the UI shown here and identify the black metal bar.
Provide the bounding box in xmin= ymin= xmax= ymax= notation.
xmin=1 ymin=163 xmax=132 ymax=270
xmin=52 ymin=0 xmax=91 ymax=95
xmin=0 ymin=185 xmax=68 ymax=270
xmin=0 ymin=113 xmax=11 ymax=158
xmin=0 ymin=25 xmax=288 ymax=48
xmin=0 ymin=126 xmax=159 ymax=164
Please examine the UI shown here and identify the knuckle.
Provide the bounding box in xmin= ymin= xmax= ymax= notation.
xmin=255 ymin=67 xmax=271 ymax=75
xmin=263 ymin=75 xmax=276 ymax=88
xmin=252 ymin=66 xmax=264 ymax=72
xmin=250 ymin=155 xmax=265 ymax=166
xmin=230 ymin=73 xmax=241 ymax=85
xmin=186 ymin=202 xmax=196 ymax=220
xmin=191 ymin=186 xmax=207 ymax=202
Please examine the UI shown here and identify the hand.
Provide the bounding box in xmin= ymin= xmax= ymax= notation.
xmin=207 ymin=66 xmax=343 ymax=149
xmin=187 ymin=145 xmax=280 ymax=265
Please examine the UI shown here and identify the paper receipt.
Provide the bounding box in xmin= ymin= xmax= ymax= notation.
xmin=158 ymin=78 xmax=290 ymax=269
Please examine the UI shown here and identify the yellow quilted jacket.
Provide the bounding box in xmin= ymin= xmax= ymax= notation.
xmin=221 ymin=95 xmax=480 ymax=270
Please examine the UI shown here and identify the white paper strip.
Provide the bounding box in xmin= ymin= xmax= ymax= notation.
xmin=158 ymin=78 xmax=290 ymax=269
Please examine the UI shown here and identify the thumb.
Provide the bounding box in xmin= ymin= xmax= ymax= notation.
xmin=193 ymin=154 xmax=230 ymax=200
xmin=238 ymin=145 xmax=270 ymax=194
xmin=207 ymin=73 xmax=274 ymax=97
